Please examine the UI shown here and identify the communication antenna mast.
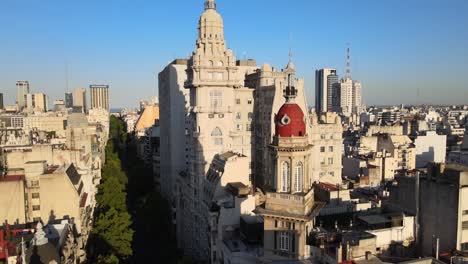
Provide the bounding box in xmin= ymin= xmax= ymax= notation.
xmin=346 ymin=44 xmax=351 ymax=80
xmin=65 ymin=60 xmax=70 ymax=92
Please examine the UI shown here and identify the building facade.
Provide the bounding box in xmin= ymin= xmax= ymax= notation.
xmin=89 ymin=85 xmax=110 ymax=111
xmin=16 ymin=81 xmax=30 ymax=110
xmin=315 ymin=68 xmax=338 ymax=114
xmin=73 ymin=88 xmax=87 ymax=113
xmin=65 ymin=92 xmax=73 ymax=108
xmin=26 ymin=93 xmax=48 ymax=112
xmin=159 ymin=0 xmax=342 ymax=261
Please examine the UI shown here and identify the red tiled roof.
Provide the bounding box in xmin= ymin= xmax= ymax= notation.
xmin=45 ymin=166 xmax=59 ymax=174
xmin=318 ymin=182 xmax=339 ymax=192
xmin=0 ymin=175 xmax=24 ymax=182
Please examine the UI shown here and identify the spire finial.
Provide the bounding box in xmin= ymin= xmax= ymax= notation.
xmin=289 ymin=32 xmax=293 ymax=63
xmin=204 ymin=0 xmax=216 ymax=10
xmin=346 ymin=44 xmax=351 ymax=80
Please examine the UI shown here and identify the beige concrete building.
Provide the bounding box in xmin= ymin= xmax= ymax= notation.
xmin=0 ymin=161 xmax=85 ymax=225
xmin=73 ymin=88 xmax=87 ymax=113
xmin=135 ymin=105 xmax=160 ymax=136
xmin=158 ymin=0 xmax=341 ymax=260
xmin=390 ymin=163 xmax=468 ymax=255
xmin=23 ymin=113 xmax=68 ymax=138
xmin=358 ymin=134 xmax=416 ymax=182
xmin=0 ymin=174 xmax=26 ymax=224
xmin=26 ymin=93 xmax=48 ymax=112
xmin=89 ymin=85 xmax=109 ymax=111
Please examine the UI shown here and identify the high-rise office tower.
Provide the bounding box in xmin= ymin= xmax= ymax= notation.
xmin=72 ymin=88 xmax=87 ymax=113
xmin=0 ymin=93 xmax=4 ymax=109
xmin=16 ymin=81 xmax=30 ymax=109
xmin=65 ymin=92 xmax=73 ymax=108
xmin=89 ymin=85 xmax=110 ymax=111
xmin=315 ymin=69 xmax=338 ymax=114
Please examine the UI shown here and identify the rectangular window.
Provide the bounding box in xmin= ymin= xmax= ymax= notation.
xmin=321 ymin=158 xmax=325 ymax=165
xmin=321 ymin=134 xmax=326 ymax=140
xmin=32 ymin=193 xmax=40 ymax=199
xmin=320 ymin=146 xmax=325 ymax=153
xmin=246 ymin=124 xmax=253 ymax=131
xmin=210 ymin=91 xmax=223 ymax=108
xmin=236 ymin=124 xmax=242 ymax=131
xmin=462 ymin=243 xmax=468 ymax=251
xmin=31 ymin=180 xmax=39 ymax=187
xmin=279 ymin=231 xmax=290 ymax=251
xmin=248 ymin=99 xmax=252 ymax=105
xmin=32 ymin=205 xmax=40 ymax=211
xmin=236 ymin=98 xmax=241 ymax=104
xmin=329 ymin=146 xmax=334 ymax=152
xmin=328 ymin=158 xmax=334 ymax=165
xmin=462 ymin=221 xmax=468 ymax=230
xmin=463 ymin=210 xmax=468 ymax=215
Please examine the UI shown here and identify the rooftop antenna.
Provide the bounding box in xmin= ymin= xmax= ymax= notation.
xmin=65 ymin=60 xmax=69 ymax=92
xmin=289 ymin=32 xmax=293 ymax=62
xmin=346 ymin=43 xmax=351 ymax=80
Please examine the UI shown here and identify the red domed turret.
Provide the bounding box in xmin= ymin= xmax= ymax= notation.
xmin=275 ymin=103 xmax=306 ymax=137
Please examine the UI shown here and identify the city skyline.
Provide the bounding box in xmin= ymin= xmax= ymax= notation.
xmin=1 ymin=0 xmax=467 ymax=108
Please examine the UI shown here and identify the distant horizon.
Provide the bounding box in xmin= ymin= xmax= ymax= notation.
xmin=1 ymin=0 xmax=467 ymax=107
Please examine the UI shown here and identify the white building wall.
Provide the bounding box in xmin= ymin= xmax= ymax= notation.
xmin=414 ymin=131 xmax=447 ymax=168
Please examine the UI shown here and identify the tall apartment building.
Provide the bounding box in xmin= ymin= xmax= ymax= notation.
xmin=0 ymin=93 xmax=4 ymax=109
xmin=336 ymin=48 xmax=363 ymax=116
xmin=315 ymin=68 xmax=338 ymax=114
xmin=73 ymin=88 xmax=87 ymax=113
xmin=65 ymin=92 xmax=73 ymax=108
xmin=26 ymin=93 xmax=48 ymax=112
xmin=159 ymin=0 xmax=343 ymax=261
xmin=89 ymin=85 xmax=109 ymax=111
xmin=338 ymin=78 xmax=362 ymax=115
xmin=16 ymin=81 xmax=30 ymax=110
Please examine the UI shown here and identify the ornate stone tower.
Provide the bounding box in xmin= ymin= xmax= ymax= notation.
xmin=268 ymin=56 xmax=313 ymax=193
xmin=183 ymin=0 xmax=244 ymax=259
xmin=255 ymin=57 xmax=321 ymax=262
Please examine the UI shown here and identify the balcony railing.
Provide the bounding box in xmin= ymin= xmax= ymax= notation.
xmin=265 ymin=189 xmax=314 ymax=216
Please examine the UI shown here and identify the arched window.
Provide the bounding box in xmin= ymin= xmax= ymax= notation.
xmin=248 ymin=112 xmax=253 ymax=121
xmin=217 ymin=61 xmax=224 ymax=67
xmin=281 ymin=161 xmax=290 ymax=192
xmin=209 ymin=60 xmax=214 ymax=67
xmin=295 ymin=162 xmax=303 ymax=193
xmin=211 ymin=127 xmax=223 ymax=146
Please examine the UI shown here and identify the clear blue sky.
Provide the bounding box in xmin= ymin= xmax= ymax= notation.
xmin=1 ymin=0 xmax=467 ymax=108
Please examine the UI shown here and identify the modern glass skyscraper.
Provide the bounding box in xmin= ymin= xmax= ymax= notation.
xmin=315 ymin=69 xmax=338 ymax=114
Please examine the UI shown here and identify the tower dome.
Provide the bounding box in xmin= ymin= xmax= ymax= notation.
xmin=275 ymin=50 xmax=306 ymax=137
xmin=198 ymin=0 xmax=224 ymax=41
xmin=275 ymin=103 xmax=306 ymax=137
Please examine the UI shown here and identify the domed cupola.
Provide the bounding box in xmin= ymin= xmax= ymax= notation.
xmin=276 ymin=104 xmax=306 ymax=137
xmin=275 ymin=53 xmax=306 ymax=137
